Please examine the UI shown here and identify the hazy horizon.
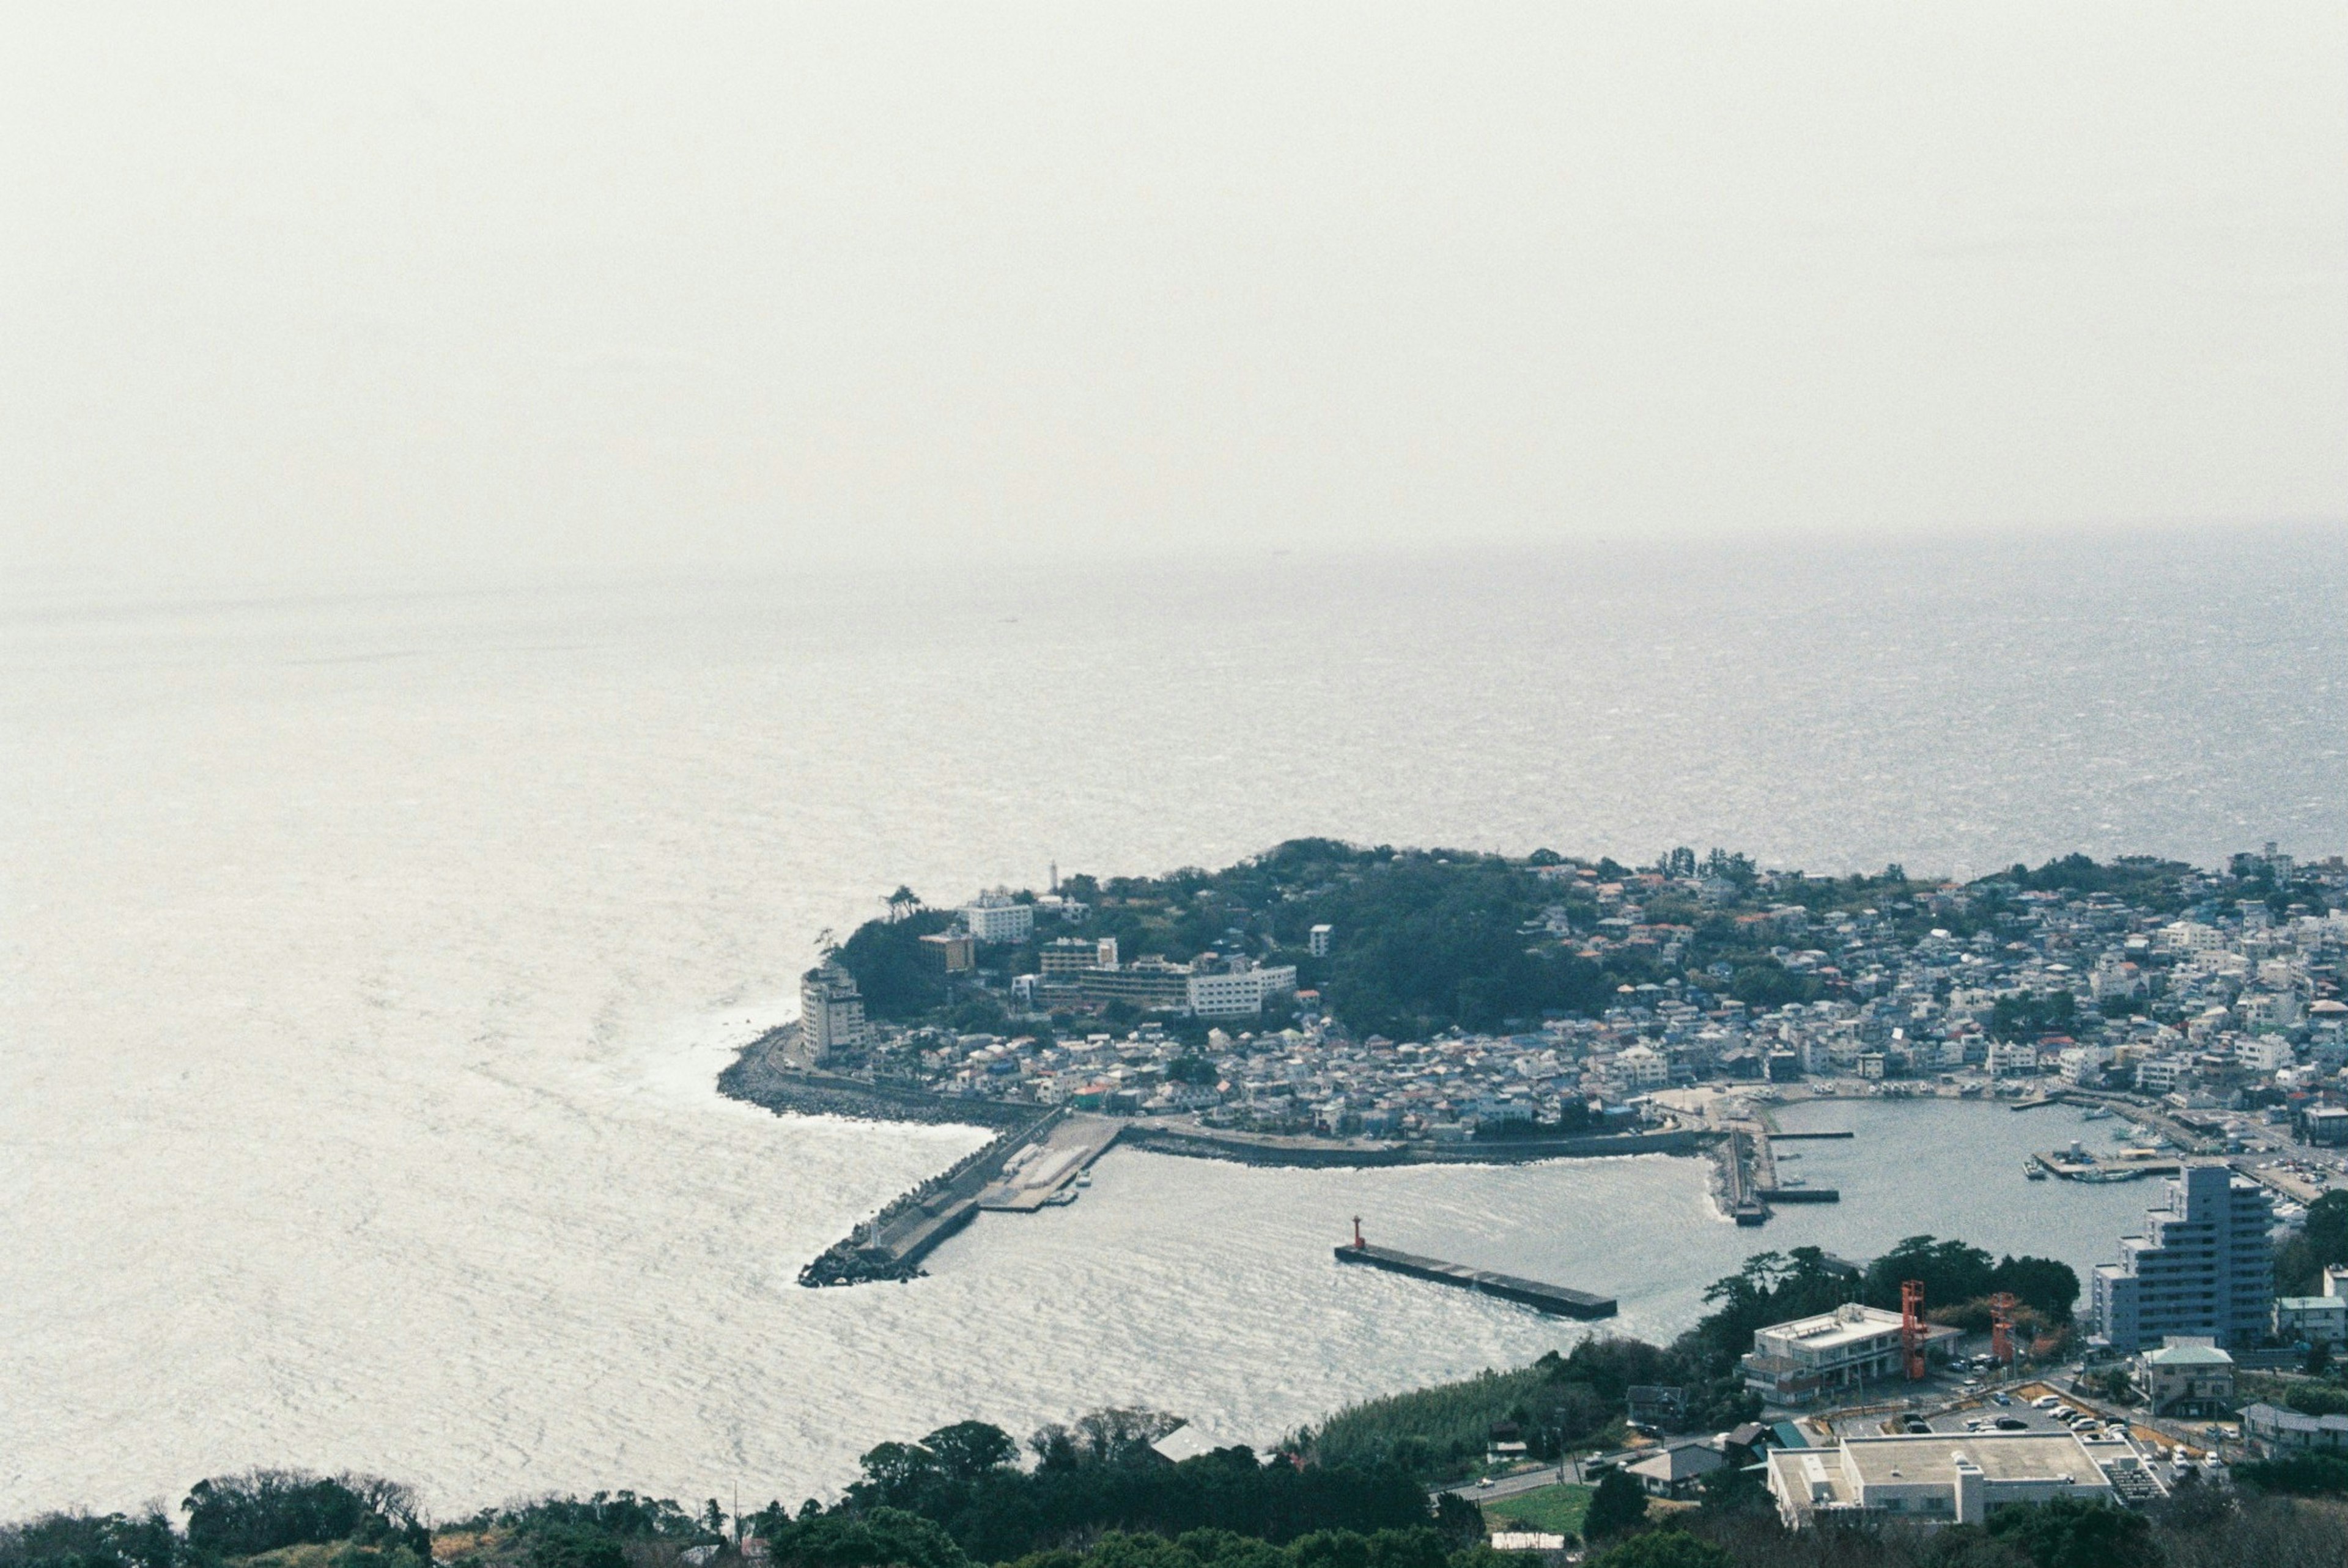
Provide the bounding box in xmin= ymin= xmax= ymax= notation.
xmin=7 ymin=3 xmax=2344 ymax=590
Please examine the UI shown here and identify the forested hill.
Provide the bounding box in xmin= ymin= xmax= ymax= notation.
xmin=838 ymin=839 xmax=2201 ymax=1040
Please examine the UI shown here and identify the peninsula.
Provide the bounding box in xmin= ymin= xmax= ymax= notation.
xmin=720 ymin=839 xmax=2348 ymax=1284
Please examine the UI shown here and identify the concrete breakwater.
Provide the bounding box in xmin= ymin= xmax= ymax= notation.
xmin=1334 ymin=1237 xmax=1617 ymax=1320
xmin=798 ymin=1107 xmax=1066 ymax=1286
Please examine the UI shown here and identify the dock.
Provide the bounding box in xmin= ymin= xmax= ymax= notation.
xmin=978 ymin=1115 xmax=1121 ymax=1210
xmin=2032 ymin=1147 xmax=2181 ymax=1183
xmin=1716 ymin=1125 xmax=1840 ymax=1224
xmin=1335 ymin=1225 xmax=1615 ymax=1320
xmin=800 ymin=1110 xmax=1123 ymax=1286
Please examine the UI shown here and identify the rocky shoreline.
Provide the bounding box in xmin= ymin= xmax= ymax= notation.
xmin=718 ymin=1026 xmax=1036 ymax=1130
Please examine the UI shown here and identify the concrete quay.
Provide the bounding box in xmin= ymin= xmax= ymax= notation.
xmin=978 ymin=1114 xmax=1122 ymax=1210
xmin=1715 ymin=1122 xmax=1840 ymax=1224
xmin=798 ymin=1107 xmax=1124 ymax=1287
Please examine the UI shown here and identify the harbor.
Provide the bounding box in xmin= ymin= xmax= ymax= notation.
xmin=1714 ymin=1122 xmax=1844 ymax=1224
xmin=1334 ymin=1221 xmax=1617 ymax=1320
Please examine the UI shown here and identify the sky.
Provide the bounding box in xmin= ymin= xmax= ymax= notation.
xmin=4 ymin=3 xmax=2342 ymax=590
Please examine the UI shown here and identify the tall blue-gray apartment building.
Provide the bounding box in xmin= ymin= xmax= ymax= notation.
xmin=2091 ymin=1165 xmax=2275 ymax=1352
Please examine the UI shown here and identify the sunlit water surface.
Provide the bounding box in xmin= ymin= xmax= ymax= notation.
xmin=2 ymin=531 xmax=2340 ymax=1514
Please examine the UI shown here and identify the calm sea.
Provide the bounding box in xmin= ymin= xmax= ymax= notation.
xmin=2 ymin=527 xmax=2341 ymax=1515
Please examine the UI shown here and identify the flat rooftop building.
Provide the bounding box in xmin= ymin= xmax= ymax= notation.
xmin=1741 ymin=1302 xmax=1960 ymax=1405
xmin=1768 ymin=1432 xmax=2130 ymax=1528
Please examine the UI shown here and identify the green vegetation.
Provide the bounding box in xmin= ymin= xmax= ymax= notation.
xmin=1311 ymin=1236 xmax=2075 ymax=1493
xmin=2275 ymin=1191 xmax=2348 ymax=1297
xmin=753 ymin=1418 xmax=1437 ymax=1566
xmin=2233 ymin=1454 xmax=2348 ymax=1497
xmin=1584 ymin=1534 xmax=1727 ymax=1568
xmin=1308 ymin=1338 xmax=1746 ymax=1481
xmin=1990 ymin=990 xmax=2078 ymax=1042
xmin=1579 ymin=1473 xmax=1647 ymax=1543
xmin=1683 ymin=1237 xmax=2078 ymax=1372
xmin=1476 ymin=1485 xmax=1589 ymax=1539
xmin=994 ymin=1526 xmax=1468 ymax=1568
xmin=833 ymin=839 xmax=2128 ymax=1043
xmin=2239 ymin=1371 xmax=2348 ymax=1419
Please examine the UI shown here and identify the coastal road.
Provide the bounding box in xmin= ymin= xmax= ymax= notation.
xmin=1431 ymin=1465 xmax=1573 ymax=1503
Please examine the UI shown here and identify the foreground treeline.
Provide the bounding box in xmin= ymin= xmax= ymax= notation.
xmin=10 ymin=1418 xmax=2348 ymax=1568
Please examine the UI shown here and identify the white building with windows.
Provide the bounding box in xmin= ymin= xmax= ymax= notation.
xmin=1740 ymin=1303 xmax=1959 ymax=1405
xmin=795 ymin=957 xmax=866 ymax=1064
xmin=1186 ymin=960 xmax=1298 ymax=1018
xmin=963 ymin=891 xmax=1035 ymax=945
xmin=1616 ymin=1043 xmax=1671 ymax=1089
xmin=2091 ymin=1164 xmax=2275 ymax=1352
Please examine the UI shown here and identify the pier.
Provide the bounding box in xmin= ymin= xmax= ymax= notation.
xmin=799 ymin=1110 xmax=1124 ymax=1286
xmin=978 ymin=1115 xmax=1122 ymax=1210
xmin=1334 ymin=1221 xmax=1615 ymax=1320
xmin=2032 ymin=1146 xmax=2181 ymax=1183
xmin=1716 ymin=1124 xmax=1841 ymax=1224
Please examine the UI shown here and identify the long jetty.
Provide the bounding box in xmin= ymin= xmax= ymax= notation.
xmin=1334 ymin=1227 xmax=1615 ymax=1320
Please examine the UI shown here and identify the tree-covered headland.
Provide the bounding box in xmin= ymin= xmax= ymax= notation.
xmin=831 ymin=840 xmax=2251 ymax=1048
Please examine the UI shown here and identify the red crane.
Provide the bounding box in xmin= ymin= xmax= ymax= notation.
xmin=1988 ymin=1292 xmax=2019 ymax=1367
xmin=1900 ymin=1279 xmax=1928 ymax=1381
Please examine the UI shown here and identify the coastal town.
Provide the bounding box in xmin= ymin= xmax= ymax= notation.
xmin=782 ymin=842 xmax=2348 ymax=1168
xmin=722 ymin=840 xmax=2348 ymax=1535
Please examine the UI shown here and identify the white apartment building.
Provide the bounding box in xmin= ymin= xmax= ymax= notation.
xmin=1187 ymin=960 xmax=1299 ymax=1018
xmin=2091 ymin=1165 xmax=2275 ymax=1352
xmin=796 ymin=958 xmax=866 ymax=1064
xmin=1616 ymin=1043 xmax=1671 ymax=1089
xmin=1768 ymin=1432 xmax=2122 ymax=1529
xmin=2235 ymin=1034 xmax=2293 ymax=1073
xmin=963 ymin=891 xmax=1035 ymax=945
xmin=1309 ymin=924 xmax=1333 ymax=957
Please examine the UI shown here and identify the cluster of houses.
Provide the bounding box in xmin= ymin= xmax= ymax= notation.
xmin=799 ymin=849 xmax=2348 ymax=1140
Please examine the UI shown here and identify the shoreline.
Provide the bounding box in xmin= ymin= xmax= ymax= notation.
xmin=717 ymin=1027 xmax=1716 ymax=1287
xmin=718 ymin=1026 xmax=1708 ymax=1168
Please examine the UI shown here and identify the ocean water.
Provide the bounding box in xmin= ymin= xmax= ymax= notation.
xmin=2 ymin=528 xmax=2341 ymax=1517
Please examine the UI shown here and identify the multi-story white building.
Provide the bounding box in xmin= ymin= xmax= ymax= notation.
xmin=1616 ymin=1043 xmax=1671 ymax=1089
xmin=963 ymin=891 xmax=1035 ymax=945
xmin=795 ymin=957 xmax=866 ymax=1064
xmin=2091 ymin=1165 xmax=2275 ymax=1352
xmin=1186 ymin=960 xmax=1299 ymax=1018
xmin=1309 ymin=924 xmax=1333 ymax=957
xmin=1740 ymin=1303 xmax=1959 ymax=1405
